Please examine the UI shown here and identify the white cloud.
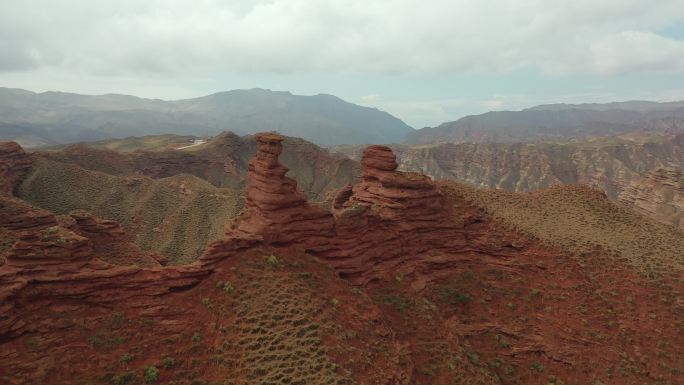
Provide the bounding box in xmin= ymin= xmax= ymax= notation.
xmin=590 ymin=31 xmax=684 ymax=74
xmin=0 ymin=0 xmax=682 ymax=77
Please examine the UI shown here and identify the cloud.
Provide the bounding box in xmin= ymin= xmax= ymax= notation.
xmin=590 ymin=31 xmax=684 ymax=74
xmin=0 ymin=0 xmax=683 ymax=77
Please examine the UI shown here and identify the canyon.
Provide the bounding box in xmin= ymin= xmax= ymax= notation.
xmin=337 ymin=133 xmax=684 ymax=231
xmin=0 ymin=134 xmax=682 ymax=384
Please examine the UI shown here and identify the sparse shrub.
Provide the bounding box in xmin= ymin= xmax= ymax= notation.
xmin=201 ymin=298 xmax=211 ymax=307
xmin=112 ymin=312 xmax=126 ymax=327
xmin=192 ymin=332 xmax=201 ymax=343
xmin=467 ymin=352 xmax=480 ymax=365
xmin=144 ymin=365 xmax=159 ymax=383
xmin=161 ymin=356 xmax=176 ymax=369
xmin=223 ymin=282 xmax=234 ymax=294
xmin=87 ymin=333 xmax=103 ymax=348
xmin=531 ymin=361 xmax=545 ymax=372
xmin=330 ymin=298 xmax=339 ymax=307
xmin=265 ymin=255 xmax=279 ymax=268
xmin=113 ymin=372 xmax=137 ymax=385
xmin=438 ymin=286 xmax=471 ymax=305
xmin=120 ymin=353 xmax=133 ymax=364
xmin=42 ymin=226 xmax=60 ymax=238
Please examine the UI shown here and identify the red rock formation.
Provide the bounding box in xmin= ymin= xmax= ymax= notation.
xmin=0 ymin=141 xmax=32 ymax=195
xmin=0 ymin=196 xmax=57 ymax=232
xmin=217 ymin=138 xmax=529 ymax=285
xmin=224 ymin=132 xmax=333 ymax=246
xmin=66 ymin=210 xmax=165 ymax=266
xmin=5 ymin=227 xmax=95 ymax=270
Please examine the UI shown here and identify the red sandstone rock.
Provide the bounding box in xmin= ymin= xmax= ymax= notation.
xmin=224 ymin=133 xmax=334 ymax=246
xmin=0 ymin=142 xmax=32 ymax=195
xmin=0 ymin=196 xmax=57 ymax=232
xmin=217 ymin=137 xmax=528 ymax=284
xmin=6 ymin=227 xmax=95 ymax=269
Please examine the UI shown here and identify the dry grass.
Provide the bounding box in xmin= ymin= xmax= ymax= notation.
xmin=226 ymin=259 xmax=353 ymax=385
xmin=443 ymin=182 xmax=684 ymax=278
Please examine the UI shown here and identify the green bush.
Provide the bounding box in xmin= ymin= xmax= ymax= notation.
xmin=192 ymin=332 xmax=201 ymax=343
xmin=120 ymin=353 xmax=133 ymax=364
xmin=265 ymin=255 xmax=279 ymax=268
xmin=161 ymin=356 xmax=176 ymax=369
xmin=144 ymin=365 xmax=159 ymax=383
xmin=113 ymin=372 xmax=137 ymax=385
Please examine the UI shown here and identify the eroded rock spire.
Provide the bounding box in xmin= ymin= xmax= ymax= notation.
xmin=225 ymin=133 xmax=334 ymax=245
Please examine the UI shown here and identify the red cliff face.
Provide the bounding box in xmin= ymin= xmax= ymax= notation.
xmin=0 ymin=142 xmax=32 ymax=195
xmin=224 ymin=133 xmax=334 ymax=246
xmin=217 ymin=138 xmax=530 ymax=285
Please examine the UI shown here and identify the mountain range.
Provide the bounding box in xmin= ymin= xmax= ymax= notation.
xmin=0 ymin=87 xmax=413 ymax=147
xmin=406 ymin=100 xmax=684 ymax=144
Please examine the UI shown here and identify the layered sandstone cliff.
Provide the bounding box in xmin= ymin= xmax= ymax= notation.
xmin=619 ymin=166 xmax=684 ymax=229
xmin=0 ymin=142 xmax=32 ymax=195
xmin=224 ymin=133 xmax=334 ymax=246
xmin=213 ymin=136 xmax=530 ymax=284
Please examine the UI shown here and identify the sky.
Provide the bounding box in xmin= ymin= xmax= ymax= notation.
xmin=1 ymin=0 xmax=683 ymax=128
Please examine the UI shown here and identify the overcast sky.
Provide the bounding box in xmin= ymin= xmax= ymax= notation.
xmin=1 ymin=0 xmax=683 ymax=128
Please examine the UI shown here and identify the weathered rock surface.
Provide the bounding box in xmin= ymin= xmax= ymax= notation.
xmin=0 ymin=142 xmax=32 ymax=195
xmin=0 ymin=196 xmax=57 ymax=232
xmin=224 ymin=133 xmax=334 ymax=246
xmin=220 ymin=137 xmax=531 ymax=284
xmin=619 ymin=166 xmax=684 ymax=229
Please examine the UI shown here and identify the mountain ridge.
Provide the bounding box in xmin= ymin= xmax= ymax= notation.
xmin=0 ymin=87 xmax=413 ymax=147
xmin=406 ymin=100 xmax=684 ymax=144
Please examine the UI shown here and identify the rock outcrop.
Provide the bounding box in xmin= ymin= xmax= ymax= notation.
xmin=225 ymin=133 xmax=334 ymax=246
xmin=0 ymin=196 xmax=57 ymax=232
xmin=217 ymin=136 xmax=528 ymax=284
xmin=66 ymin=210 xmax=166 ymax=266
xmin=619 ymin=166 xmax=684 ymax=230
xmin=0 ymin=141 xmax=32 ymax=195
xmin=5 ymin=227 xmax=95 ymax=270
xmin=324 ymin=145 xmax=471 ymax=280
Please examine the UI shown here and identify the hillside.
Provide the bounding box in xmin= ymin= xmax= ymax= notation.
xmin=405 ymin=101 xmax=684 ymax=144
xmin=17 ymin=158 xmax=244 ymax=264
xmin=16 ymin=132 xmax=360 ymax=263
xmin=0 ymin=87 xmax=413 ymax=147
xmin=0 ymin=134 xmax=682 ymax=384
xmin=38 ymin=131 xmax=361 ymax=199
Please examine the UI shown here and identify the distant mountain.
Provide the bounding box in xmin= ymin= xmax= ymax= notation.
xmin=0 ymin=87 xmax=413 ymax=147
xmin=405 ymin=100 xmax=684 ymax=144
